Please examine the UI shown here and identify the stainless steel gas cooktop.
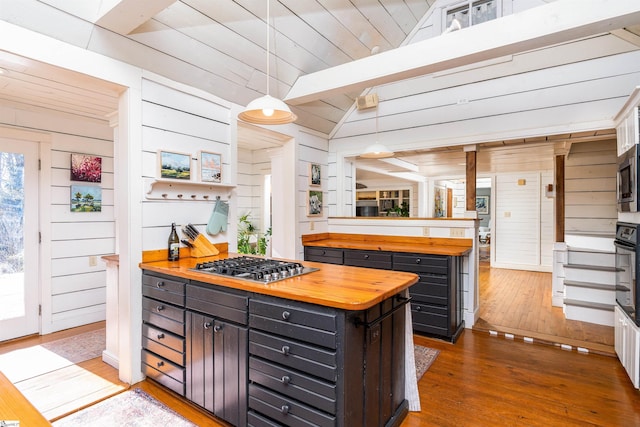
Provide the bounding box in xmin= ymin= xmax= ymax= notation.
xmin=191 ymin=256 xmax=318 ymax=284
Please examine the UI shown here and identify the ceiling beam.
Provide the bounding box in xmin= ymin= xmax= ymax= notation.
xmin=95 ymin=0 xmax=177 ymax=35
xmin=379 ymin=157 xmax=419 ymax=172
xmin=357 ymin=163 xmax=426 ymax=182
xmin=285 ymin=0 xmax=640 ymax=105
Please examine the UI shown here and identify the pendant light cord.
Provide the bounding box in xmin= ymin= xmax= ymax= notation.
xmin=265 ymin=0 xmax=270 ymax=97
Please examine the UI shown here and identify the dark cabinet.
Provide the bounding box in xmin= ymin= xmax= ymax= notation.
xmin=186 ymin=281 xmax=249 ymax=427
xmin=141 ymin=272 xmax=186 ymax=396
xmin=304 ymin=247 xmax=464 ymax=342
xmin=247 ymin=294 xmax=408 ymax=427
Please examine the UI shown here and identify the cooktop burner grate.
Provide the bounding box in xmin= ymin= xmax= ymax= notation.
xmin=191 ymin=256 xmax=318 ymax=284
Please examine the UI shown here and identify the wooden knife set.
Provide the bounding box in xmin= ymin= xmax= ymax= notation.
xmin=182 ymin=224 xmax=219 ymax=257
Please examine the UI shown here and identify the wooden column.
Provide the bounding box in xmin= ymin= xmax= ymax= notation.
xmin=466 ymin=150 xmax=477 ymax=211
xmin=555 ymin=155 xmax=565 ymax=242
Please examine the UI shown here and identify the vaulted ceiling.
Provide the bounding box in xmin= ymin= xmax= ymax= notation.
xmin=1 ymin=0 xmax=640 ymax=179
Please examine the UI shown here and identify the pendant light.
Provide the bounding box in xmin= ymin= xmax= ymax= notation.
xmin=238 ymin=0 xmax=297 ymax=125
xmin=360 ymin=104 xmax=393 ymax=159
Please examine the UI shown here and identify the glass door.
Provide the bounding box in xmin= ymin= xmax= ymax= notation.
xmin=0 ymin=138 xmax=39 ymax=341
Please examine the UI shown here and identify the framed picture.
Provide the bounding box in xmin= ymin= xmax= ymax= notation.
xmin=476 ymin=195 xmax=489 ymax=214
xmin=70 ymin=154 xmax=102 ymax=182
xmin=158 ymin=150 xmax=191 ymax=180
xmin=200 ymin=151 xmax=222 ymax=183
xmin=307 ymin=190 xmax=323 ymax=216
xmin=70 ymin=185 xmax=102 ymax=212
xmin=309 ymin=163 xmax=321 ymax=186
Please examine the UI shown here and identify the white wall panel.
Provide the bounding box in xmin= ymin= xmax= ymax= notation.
xmin=52 ymin=271 xmax=107 ymax=294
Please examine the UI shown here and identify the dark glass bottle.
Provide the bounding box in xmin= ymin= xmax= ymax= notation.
xmin=168 ymin=222 xmax=180 ymax=261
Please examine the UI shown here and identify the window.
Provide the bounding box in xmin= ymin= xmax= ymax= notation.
xmin=445 ymin=0 xmax=498 ymax=32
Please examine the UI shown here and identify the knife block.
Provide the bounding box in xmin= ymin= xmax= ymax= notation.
xmin=189 ymin=234 xmax=220 ymax=257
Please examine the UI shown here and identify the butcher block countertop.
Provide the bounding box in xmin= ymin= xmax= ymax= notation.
xmin=302 ymin=233 xmax=473 ymax=257
xmin=140 ymin=253 xmax=418 ymax=311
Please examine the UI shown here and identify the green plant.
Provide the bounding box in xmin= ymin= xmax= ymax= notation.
xmin=387 ymin=202 xmax=409 ymax=217
xmin=237 ymin=213 xmax=270 ymax=255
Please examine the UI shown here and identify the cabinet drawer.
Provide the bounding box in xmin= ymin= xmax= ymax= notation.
xmin=249 ymin=356 xmax=336 ymax=415
xmin=143 ymin=297 xmax=185 ymax=337
xmin=249 ymin=383 xmax=335 ymax=427
xmin=411 ymin=303 xmax=448 ymax=329
xmin=410 ymin=277 xmax=448 ymax=305
xmin=142 ymin=361 xmax=184 ymax=396
xmin=142 ymin=349 xmax=185 ymax=385
xmin=142 ymin=273 xmax=185 ymax=306
xmin=142 ymin=324 xmax=184 ymax=366
xmin=344 ymin=249 xmax=392 ymax=269
xmin=393 ymin=254 xmax=448 ymax=275
xmin=304 ymin=247 xmax=343 ymax=265
xmin=249 ymin=299 xmax=337 ymax=349
xmin=187 ymin=282 xmax=248 ymax=325
xmin=249 ymin=330 xmax=337 ymax=382
xmin=248 ymin=410 xmax=281 ymax=427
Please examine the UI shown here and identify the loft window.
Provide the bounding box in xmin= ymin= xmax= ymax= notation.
xmin=445 ymin=0 xmax=498 ymax=32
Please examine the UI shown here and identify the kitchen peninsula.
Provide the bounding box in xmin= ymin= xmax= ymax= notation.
xmin=139 ymin=253 xmax=418 ymax=427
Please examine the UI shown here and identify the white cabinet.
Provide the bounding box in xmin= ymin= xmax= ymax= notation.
xmin=614 ymin=305 xmax=640 ymax=389
xmin=615 ymin=87 xmax=640 ymax=156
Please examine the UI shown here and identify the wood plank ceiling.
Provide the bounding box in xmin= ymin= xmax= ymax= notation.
xmin=0 ymin=1 xmax=639 ymax=180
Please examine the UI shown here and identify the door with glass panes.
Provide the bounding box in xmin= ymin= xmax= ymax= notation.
xmin=0 ymin=138 xmax=39 ymax=341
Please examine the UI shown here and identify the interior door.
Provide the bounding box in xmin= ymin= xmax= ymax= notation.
xmin=0 ymin=138 xmax=39 ymax=341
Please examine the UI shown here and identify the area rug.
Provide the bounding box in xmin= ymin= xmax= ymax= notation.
xmin=415 ymin=345 xmax=439 ymax=380
xmin=52 ymin=388 xmax=196 ymax=427
xmin=0 ymin=328 xmax=105 ymax=383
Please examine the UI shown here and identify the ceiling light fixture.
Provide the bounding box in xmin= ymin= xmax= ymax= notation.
xmin=238 ymin=0 xmax=297 ymax=125
xmin=360 ymin=103 xmax=393 ymax=159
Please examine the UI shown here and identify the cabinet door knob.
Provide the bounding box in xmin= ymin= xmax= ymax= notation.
xmin=282 ymin=311 xmax=291 ymax=321
xmin=281 ymin=405 xmax=290 ymax=415
xmin=213 ymin=325 xmax=222 ymax=332
xmin=281 ymin=375 xmax=291 ymax=385
xmin=157 ymin=361 xmax=164 ymax=368
xmin=415 ymin=305 xmax=422 ymax=312
xmin=156 ymin=281 xmax=165 ymax=288
xmin=204 ymin=322 xmax=212 ymax=329
xmin=156 ymin=305 xmax=164 ymax=312
xmin=157 ymin=333 xmax=165 ymax=340
xmin=281 ymin=345 xmax=290 ymax=356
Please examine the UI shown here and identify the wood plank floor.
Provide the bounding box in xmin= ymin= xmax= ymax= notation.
xmin=475 ymin=254 xmax=615 ymax=355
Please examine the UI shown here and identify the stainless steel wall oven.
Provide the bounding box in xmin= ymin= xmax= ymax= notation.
xmin=615 ymin=221 xmax=640 ymax=326
xmin=617 ymin=145 xmax=640 ymax=212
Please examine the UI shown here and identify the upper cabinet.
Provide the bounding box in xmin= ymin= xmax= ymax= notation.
xmin=615 ymin=87 xmax=640 ymax=156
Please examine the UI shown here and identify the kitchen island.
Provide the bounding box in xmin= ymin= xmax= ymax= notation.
xmin=140 ymin=253 xmax=418 ymax=427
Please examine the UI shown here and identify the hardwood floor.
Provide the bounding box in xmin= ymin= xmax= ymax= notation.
xmin=475 ymin=255 xmax=615 ymax=355
xmin=0 ymin=266 xmax=633 ymax=426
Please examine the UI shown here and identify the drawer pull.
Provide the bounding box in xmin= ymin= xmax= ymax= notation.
xmin=281 ymin=404 xmax=290 ymax=415
xmin=282 ymin=311 xmax=291 ymax=321
xmin=157 ymin=333 xmax=165 ymax=340
xmin=156 ymin=281 xmax=165 ymax=288
xmin=157 ymin=361 xmax=164 ymax=368
xmin=415 ymin=305 xmax=422 ymax=312
xmin=281 ymin=375 xmax=291 ymax=385
xmin=204 ymin=322 xmax=212 ymax=330
xmin=415 ymin=258 xmax=421 ymax=264
xmin=281 ymin=345 xmax=290 ymax=356
xmin=156 ymin=305 xmax=165 ymax=312
xmin=364 ymin=254 xmax=369 ymax=259
xmin=214 ymin=325 xmax=222 ymax=333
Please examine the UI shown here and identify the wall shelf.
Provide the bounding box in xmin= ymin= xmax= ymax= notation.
xmin=145 ymin=178 xmax=235 ymax=201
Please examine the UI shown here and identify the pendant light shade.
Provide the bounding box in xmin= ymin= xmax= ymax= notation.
xmin=238 ymin=94 xmax=297 ymax=125
xmin=360 ymin=143 xmax=394 ymax=159
xmin=238 ymin=0 xmax=297 ymax=125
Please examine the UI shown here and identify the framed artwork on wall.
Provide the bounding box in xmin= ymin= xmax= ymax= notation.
xmin=199 ymin=151 xmax=222 ymax=183
xmin=158 ymin=150 xmax=191 ymax=180
xmin=307 ymin=190 xmax=323 ymax=216
xmin=70 ymin=153 xmax=102 ymax=182
xmin=70 ymin=185 xmax=102 ymax=212
xmin=476 ymin=195 xmax=489 ymax=214
xmin=309 ymin=163 xmax=321 ymax=186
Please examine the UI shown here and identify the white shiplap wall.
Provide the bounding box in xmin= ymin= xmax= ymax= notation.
xmin=140 ymin=79 xmax=234 ymax=252
xmin=237 ymin=147 xmax=270 ymax=244
xmin=565 ymin=139 xmax=617 ymax=236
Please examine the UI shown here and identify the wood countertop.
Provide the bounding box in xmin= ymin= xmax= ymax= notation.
xmin=140 ymin=253 xmax=418 ymax=311
xmin=302 ymin=233 xmax=473 ymax=257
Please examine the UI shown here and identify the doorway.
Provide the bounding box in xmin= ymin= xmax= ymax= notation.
xmin=0 ymin=138 xmax=40 ymax=341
